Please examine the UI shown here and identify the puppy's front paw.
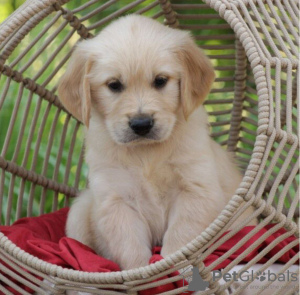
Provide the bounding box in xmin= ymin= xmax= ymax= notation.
xmin=161 ymin=223 xmax=202 ymax=259
xmin=161 ymin=231 xmax=184 ymax=259
xmin=118 ymin=248 xmax=152 ymax=270
xmin=93 ymin=195 xmax=153 ymax=270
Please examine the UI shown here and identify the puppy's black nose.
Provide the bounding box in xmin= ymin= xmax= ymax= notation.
xmin=129 ymin=115 xmax=154 ymax=136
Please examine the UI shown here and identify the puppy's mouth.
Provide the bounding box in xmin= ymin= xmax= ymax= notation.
xmin=108 ymin=116 xmax=175 ymax=146
xmin=118 ymin=128 xmax=161 ymax=145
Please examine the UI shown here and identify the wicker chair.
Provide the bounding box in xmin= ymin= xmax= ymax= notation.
xmin=0 ymin=0 xmax=298 ymax=294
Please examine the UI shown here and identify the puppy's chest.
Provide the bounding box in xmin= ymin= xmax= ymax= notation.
xmin=142 ymin=162 xmax=177 ymax=201
xmin=136 ymin=162 xmax=177 ymax=245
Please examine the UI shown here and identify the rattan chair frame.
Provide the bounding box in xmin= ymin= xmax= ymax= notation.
xmin=0 ymin=0 xmax=298 ymax=294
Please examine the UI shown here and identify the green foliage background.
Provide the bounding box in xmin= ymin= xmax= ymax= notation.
xmin=0 ymin=0 xmax=297 ymax=225
xmin=0 ymin=0 xmax=24 ymax=22
xmin=0 ymin=0 xmax=258 ymax=224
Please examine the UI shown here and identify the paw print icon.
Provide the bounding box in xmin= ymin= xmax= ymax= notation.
xmin=256 ymin=271 xmax=266 ymax=282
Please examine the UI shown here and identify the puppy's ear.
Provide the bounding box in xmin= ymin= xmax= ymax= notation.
xmin=178 ymin=37 xmax=215 ymax=120
xmin=58 ymin=44 xmax=93 ymax=127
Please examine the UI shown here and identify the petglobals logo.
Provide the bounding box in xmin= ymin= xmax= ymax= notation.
xmin=212 ymin=269 xmax=298 ymax=282
xmin=180 ymin=266 xmax=299 ymax=293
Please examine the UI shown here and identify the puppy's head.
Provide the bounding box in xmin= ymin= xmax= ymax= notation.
xmin=58 ymin=15 xmax=215 ymax=145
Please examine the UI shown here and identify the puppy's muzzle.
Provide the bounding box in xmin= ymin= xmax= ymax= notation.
xmin=129 ymin=114 xmax=154 ymax=136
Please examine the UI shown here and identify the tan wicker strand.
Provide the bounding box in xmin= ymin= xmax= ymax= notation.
xmin=253 ymin=255 xmax=300 ymax=295
xmin=227 ymin=40 xmax=247 ymax=152
xmin=74 ymin=143 xmax=85 ymax=190
xmin=52 ymin=114 xmax=71 ymax=184
xmin=264 ymin=157 xmax=299 ymax=200
xmin=123 ymin=260 xmax=194 ymax=288
xmin=280 ymin=71 xmax=298 ymax=129
xmin=52 ymin=3 xmax=93 ymax=39
xmin=87 ymin=0 xmax=149 ymax=31
xmin=274 ymin=0 xmax=299 ymax=42
xmin=55 ymin=279 xmax=129 ymax=291
xmin=19 ymin=21 xmax=70 ymax=74
xmin=217 ymin=223 xmax=296 ymax=280
xmin=158 ymin=0 xmax=179 ymax=27
xmin=0 ymin=158 xmax=77 ymax=198
xmin=219 ymin=236 xmax=298 ymax=293
xmin=0 ymin=76 xmax=11 ymax=109
xmin=0 ymin=247 xmax=70 ymax=285
xmin=231 ymin=1 xmax=271 ymax=63
xmin=56 ymin=285 xmax=125 ymax=295
xmin=20 ymin=97 xmax=43 ymax=168
xmin=28 ymin=103 xmax=53 ymax=171
xmin=255 ymin=19 xmax=298 ymax=50
xmin=1 ymin=84 xmax=24 ymax=158
xmin=126 ymin=274 xmax=189 ymax=293
xmin=272 ymin=271 xmax=299 ymax=295
xmin=282 ymin=0 xmax=298 ymax=27
xmin=9 ymin=11 xmax=63 ymax=68
xmin=52 ymin=191 xmax=59 ymax=212
xmin=5 ymin=174 xmax=16 ymax=226
xmin=16 ymin=178 xmax=26 ymax=220
xmin=254 ymin=0 xmax=294 ymax=59
xmin=185 ymin=193 xmax=259 ymax=260
xmin=275 ymin=60 xmax=283 ymax=131
xmin=188 ymin=194 xmax=261 ymax=264
xmin=32 ymin=29 xmax=77 ymax=82
xmin=266 ymin=0 xmax=298 ymax=54
xmin=136 ymin=1 xmax=160 ymax=15
xmin=39 ymin=109 xmax=62 ymax=211
xmin=197 ymin=261 xmax=226 ymax=295
xmin=0 ymin=169 xmax=5 ymax=225
xmin=45 ymin=49 xmax=74 ymax=89
xmin=0 ymin=0 xmax=65 ymax=44
xmin=232 ymin=240 xmax=299 ymax=295
xmin=0 ymin=63 xmax=69 ymax=113
xmin=0 ymin=6 xmax=56 ymax=64
xmin=77 ymin=0 xmax=127 ymax=23
xmin=287 ymin=188 xmax=299 ymax=222
xmin=204 ymin=209 xmax=278 ymax=272
xmin=71 ymin=0 xmax=106 ymax=14
xmin=286 ymin=61 xmax=294 ymax=134
xmin=0 ymin=284 xmax=13 ymax=295
xmin=27 ymin=184 xmax=38 ymax=217
xmin=63 ymin=121 xmax=81 ymax=186
xmin=152 ymin=11 xmax=165 ymax=20
xmin=171 ymin=3 xmax=210 ymax=9
xmin=10 ymin=92 xmax=34 ymax=163
xmin=0 ymin=254 xmax=54 ymax=294
xmin=237 ymin=133 xmax=272 ymax=200
xmin=0 ymin=272 xmax=33 ymax=295
xmin=266 ymin=139 xmax=298 ymax=206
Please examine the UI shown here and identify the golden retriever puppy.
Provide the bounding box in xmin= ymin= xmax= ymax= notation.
xmin=59 ymin=15 xmax=255 ymax=270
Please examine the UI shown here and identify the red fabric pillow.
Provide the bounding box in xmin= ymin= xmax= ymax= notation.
xmin=0 ymin=208 xmax=298 ymax=294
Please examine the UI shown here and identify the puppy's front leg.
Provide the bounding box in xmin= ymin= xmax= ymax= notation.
xmin=161 ymin=188 xmax=225 ymax=258
xmin=93 ymin=195 xmax=152 ymax=270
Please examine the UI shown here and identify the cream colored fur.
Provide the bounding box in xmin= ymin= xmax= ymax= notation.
xmin=58 ymin=15 xmax=256 ymax=271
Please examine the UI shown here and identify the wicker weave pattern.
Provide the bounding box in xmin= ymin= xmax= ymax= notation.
xmin=0 ymin=0 xmax=298 ymax=294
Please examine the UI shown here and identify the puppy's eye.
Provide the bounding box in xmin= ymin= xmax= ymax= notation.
xmin=153 ymin=76 xmax=168 ymax=89
xmin=107 ymin=80 xmax=123 ymax=92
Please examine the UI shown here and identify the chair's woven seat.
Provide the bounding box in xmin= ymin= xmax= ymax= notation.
xmin=0 ymin=0 xmax=298 ymax=294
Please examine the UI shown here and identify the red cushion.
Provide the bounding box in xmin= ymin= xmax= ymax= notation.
xmin=0 ymin=208 xmax=298 ymax=294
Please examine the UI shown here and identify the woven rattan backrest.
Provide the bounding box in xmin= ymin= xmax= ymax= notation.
xmin=0 ymin=1 xmax=298 ymax=234
xmin=0 ymin=0 xmax=298 ymax=228
xmin=0 ymin=0 xmax=257 ymax=226
xmin=0 ymin=1 xmax=298 ymax=294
